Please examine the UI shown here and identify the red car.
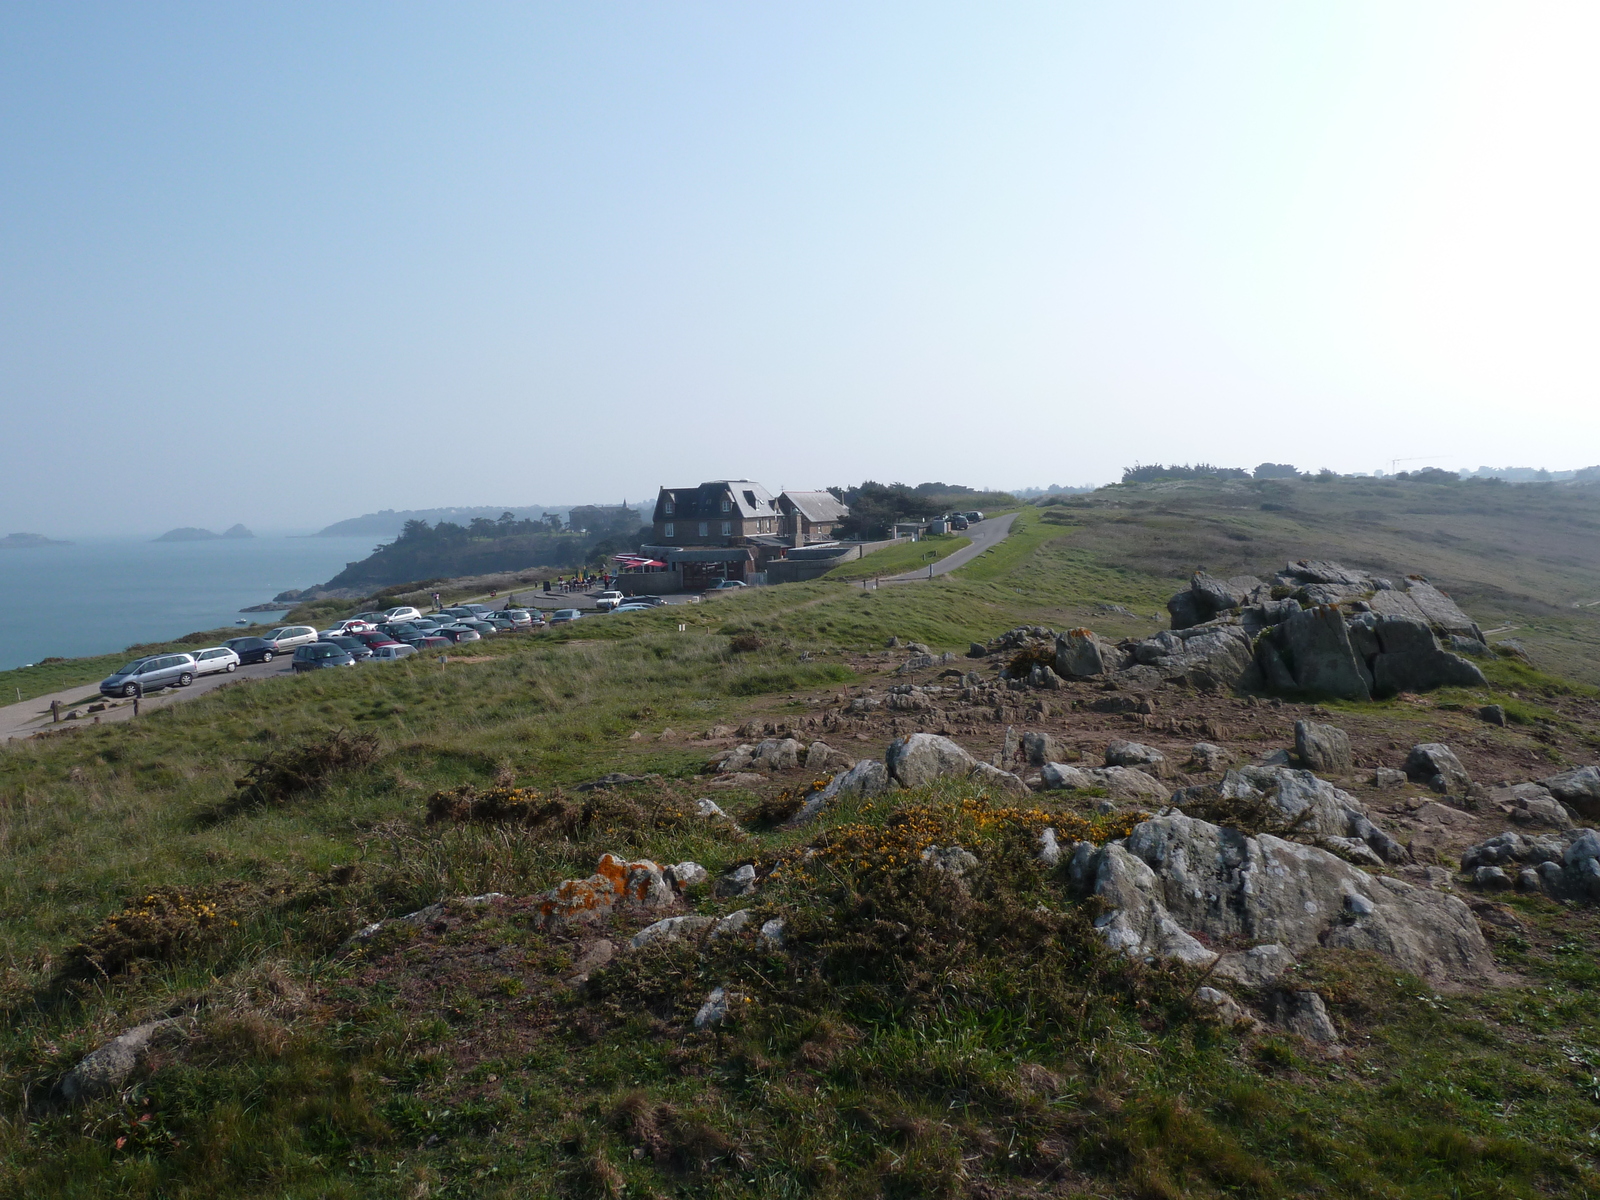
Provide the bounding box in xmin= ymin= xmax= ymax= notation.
xmin=351 ymin=630 xmax=402 ymax=651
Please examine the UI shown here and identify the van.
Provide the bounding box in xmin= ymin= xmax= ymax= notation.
xmin=99 ymin=654 xmax=198 ymax=698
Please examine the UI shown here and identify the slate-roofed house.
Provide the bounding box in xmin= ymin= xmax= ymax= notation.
xmin=777 ymin=490 xmax=850 ymax=544
xmin=652 ymin=481 xmax=783 ymax=546
xmin=637 ymin=480 xmax=852 ymax=589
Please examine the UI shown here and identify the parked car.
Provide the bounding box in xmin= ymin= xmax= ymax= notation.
xmin=191 ymin=646 xmax=241 ymax=675
xmin=328 ymin=635 xmax=375 ymax=662
xmin=549 ymin=609 xmax=582 ymax=624
xmin=353 ymin=612 xmax=390 ymax=625
xmin=416 ymin=635 xmax=451 ymax=650
xmin=433 ymin=624 xmax=482 ymax=643
xmin=351 ymin=630 xmax=401 ymax=650
xmin=460 ymin=619 xmax=499 ymax=635
xmin=460 ymin=603 xmax=495 ymax=617
xmin=292 ymin=643 xmax=355 ymax=672
xmin=612 ymin=603 xmax=654 ymax=614
xmin=480 ymin=616 xmax=516 ymax=632
xmin=383 ymin=606 xmax=423 ymax=623
xmin=261 ymin=626 xmax=319 ymax=652
xmin=526 ymin=610 xmax=548 ymax=627
xmin=950 ymin=517 xmax=969 ymax=531
xmin=630 ymin=595 xmax=669 ymax=607
xmin=370 ymin=643 xmax=417 ymax=662
xmin=706 ymin=579 xmax=745 ymax=590
xmin=493 ymin=609 xmax=533 ymax=628
xmin=389 ymin=625 xmax=432 ymax=646
xmin=223 ymin=636 xmax=279 ymax=664
xmin=963 ymin=511 xmax=983 ymax=522
xmin=326 ymin=619 xmax=377 ymax=635
xmin=594 ymin=590 xmax=625 ymax=612
xmin=99 ymin=653 xmax=197 ymax=698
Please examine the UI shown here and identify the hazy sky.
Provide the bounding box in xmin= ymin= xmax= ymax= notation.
xmin=4 ymin=2 xmax=1598 ymax=535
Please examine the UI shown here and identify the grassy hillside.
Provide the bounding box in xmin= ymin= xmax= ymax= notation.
xmin=2 ymin=487 xmax=1600 ymax=1197
xmin=822 ymin=532 xmax=972 ymax=581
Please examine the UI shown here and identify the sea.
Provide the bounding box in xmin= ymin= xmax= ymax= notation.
xmin=0 ymin=534 xmax=382 ymax=671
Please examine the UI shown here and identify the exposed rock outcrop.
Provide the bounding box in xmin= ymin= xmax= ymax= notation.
xmin=1085 ymin=812 xmax=1496 ymax=988
xmin=1158 ymin=562 xmax=1488 ymax=699
xmin=1461 ymin=827 xmax=1600 ymax=900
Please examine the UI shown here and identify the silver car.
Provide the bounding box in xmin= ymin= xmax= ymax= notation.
xmin=261 ymin=625 xmax=319 ymax=652
xmin=99 ymin=653 xmax=198 ymax=698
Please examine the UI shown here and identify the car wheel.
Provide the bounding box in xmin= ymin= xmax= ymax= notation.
xmin=121 ymin=683 xmax=139 ymax=698
xmin=261 ymin=651 xmax=273 ymax=662
xmin=225 ymin=662 xmax=237 ymax=672
xmin=178 ymin=672 xmax=194 ymax=687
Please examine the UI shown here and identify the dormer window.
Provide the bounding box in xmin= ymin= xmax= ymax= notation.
xmin=664 ymin=500 xmax=674 ymax=515
xmin=721 ymin=498 xmax=731 ymax=513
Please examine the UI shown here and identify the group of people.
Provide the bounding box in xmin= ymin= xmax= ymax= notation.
xmin=542 ymin=572 xmax=612 ymax=594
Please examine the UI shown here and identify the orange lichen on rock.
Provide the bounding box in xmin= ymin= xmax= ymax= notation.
xmin=535 ymin=853 xmax=679 ymax=928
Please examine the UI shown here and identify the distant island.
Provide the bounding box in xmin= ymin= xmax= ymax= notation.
xmin=154 ymin=524 xmax=254 ymax=542
xmin=0 ymin=532 xmax=71 ymax=548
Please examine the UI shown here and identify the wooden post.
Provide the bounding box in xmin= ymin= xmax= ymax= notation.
xmin=133 ymin=696 xmax=140 ymax=717
xmin=51 ymin=700 xmax=59 ymax=724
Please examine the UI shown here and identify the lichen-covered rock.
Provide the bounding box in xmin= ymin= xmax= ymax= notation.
xmin=920 ymin=845 xmax=980 ymax=877
xmin=1405 ymin=744 xmax=1470 ymax=795
xmin=1105 ymin=740 xmax=1166 ymax=772
xmin=786 ymin=760 xmax=890 ymax=826
xmin=536 ymin=855 xmax=684 ymax=928
xmin=1542 ymin=766 xmax=1600 ymax=820
xmin=1461 ymin=827 xmax=1600 ymax=901
xmin=54 ymin=1018 xmax=186 ymax=1106
xmin=1294 ymin=720 xmax=1352 ymax=774
xmin=1265 ymin=990 xmax=1339 ymax=1043
xmin=965 ymin=761 xmax=1027 ymax=797
xmin=694 ymin=986 xmax=733 ymax=1030
xmin=886 ymin=733 xmax=977 ymax=788
xmin=1217 ymin=766 xmax=1404 ymax=863
xmin=1279 ymin=606 xmax=1372 ymax=700
xmin=1134 ymin=622 xmax=1257 ymax=691
xmin=1040 ymin=762 xmax=1094 ymax=791
xmin=1212 ymin=942 xmax=1298 ymax=987
xmin=751 ymin=737 xmax=804 ymax=771
xmin=804 ymin=740 xmax=853 ymax=773
xmin=630 ymin=915 xmax=716 ymax=949
xmin=1086 ymin=813 xmax=1496 ymax=987
xmin=1021 ymin=730 xmax=1059 ymax=766
xmin=1054 ymin=629 xmax=1124 ymax=678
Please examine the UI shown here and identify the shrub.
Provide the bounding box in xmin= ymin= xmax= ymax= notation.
xmin=225 ymin=729 xmax=380 ymax=813
xmin=63 ymin=883 xmax=254 ymax=979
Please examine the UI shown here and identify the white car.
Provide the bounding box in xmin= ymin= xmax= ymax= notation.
xmin=325 ymin=619 xmax=377 ymax=635
xmin=383 ymin=606 xmax=423 ymax=623
xmin=594 ymin=590 xmax=625 ymax=612
xmin=191 ymin=646 xmax=241 ymax=676
xmin=370 ymin=644 xmax=417 ymax=662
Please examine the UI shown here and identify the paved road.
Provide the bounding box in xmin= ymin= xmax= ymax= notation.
xmin=880 ymin=512 xmax=1019 ymax=583
xmin=0 ymin=656 xmax=297 ymax=743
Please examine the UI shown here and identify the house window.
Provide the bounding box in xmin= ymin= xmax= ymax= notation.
xmin=664 ymin=523 xmax=674 ymax=538
xmin=698 ymin=522 xmax=708 ymax=537
xmin=721 ymin=499 xmax=731 ymax=513
xmin=664 ymin=500 xmax=674 ymax=515
xmin=721 ymin=521 xmax=732 ymax=536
